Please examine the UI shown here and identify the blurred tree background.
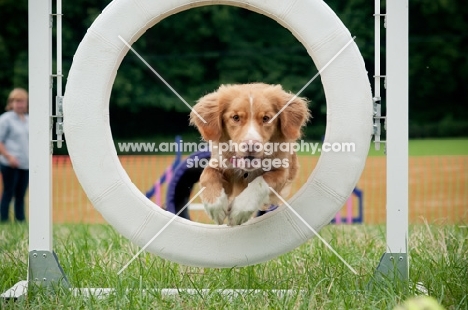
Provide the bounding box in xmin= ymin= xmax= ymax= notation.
xmin=0 ymin=0 xmax=467 ymax=149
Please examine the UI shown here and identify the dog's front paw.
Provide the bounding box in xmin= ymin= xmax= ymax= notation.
xmin=228 ymin=177 xmax=270 ymax=226
xmin=203 ymin=189 xmax=229 ymax=225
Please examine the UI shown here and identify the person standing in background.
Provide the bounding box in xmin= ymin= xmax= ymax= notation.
xmin=0 ymin=88 xmax=29 ymax=223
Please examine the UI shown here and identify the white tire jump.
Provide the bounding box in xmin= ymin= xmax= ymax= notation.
xmin=63 ymin=0 xmax=373 ymax=268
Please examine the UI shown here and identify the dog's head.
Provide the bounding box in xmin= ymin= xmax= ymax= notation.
xmin=190 ymin=83 xmax=311 ymax=168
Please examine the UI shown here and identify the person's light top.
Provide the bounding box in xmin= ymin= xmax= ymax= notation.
xmin=0 ymin=111 xmax=29 ymax=169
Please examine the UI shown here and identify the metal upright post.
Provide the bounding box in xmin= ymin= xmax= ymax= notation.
xmin=370 ymin=0 xmax=409 ymax=288
xmin=384 ymin=0 xmax=409 ymax=278
xmin=2 ymin=0 xmax=69 ymax=298
xmin=28 ymin=0 xmax=69 ymax=291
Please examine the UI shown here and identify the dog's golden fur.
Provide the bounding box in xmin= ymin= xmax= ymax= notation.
xmin=190 ymin=83 xmax=310 ymax=225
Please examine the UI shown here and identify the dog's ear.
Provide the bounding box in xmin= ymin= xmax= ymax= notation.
xmin=277 ymin=91 xmax=311 ymax=141
xmin=190 ymin=92 xmax=222 ymax=141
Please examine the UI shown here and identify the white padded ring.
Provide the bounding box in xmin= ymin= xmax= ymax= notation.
xmin=64 ymin=0 xmax=372 ymax=268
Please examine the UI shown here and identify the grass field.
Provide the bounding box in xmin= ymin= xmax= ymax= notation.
xmin=0 ymin=139 xmax=467 ymax=308
xmin=118 ymin=138 xmax=468 ymax=156
xmin=294 ymin=139 xmax=468 ymax=156
xmin=1 ymin=223 xmax=466 ymax=309
xmin=368 ymin=139 xmax=468 ymax=157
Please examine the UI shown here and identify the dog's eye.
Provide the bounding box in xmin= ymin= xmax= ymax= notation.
xmin=232 ymin=115 xmax=240 ymax=122
xmin=262 ymin=115 xmax=270 ymax=123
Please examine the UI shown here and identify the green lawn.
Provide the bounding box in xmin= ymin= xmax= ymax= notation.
xmin=113 ymin=136 xmax=468 ymax=157
xmin=369 ymin=139 xmax=468 ymax=156
xmin=295 ymin=139 xmax=468 ymax=157
xmin=1 ymin=223 xmax=466 ymax=309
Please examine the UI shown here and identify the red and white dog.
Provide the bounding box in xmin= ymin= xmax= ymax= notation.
xmin=190 ymin=83 xmax=310 ymax=225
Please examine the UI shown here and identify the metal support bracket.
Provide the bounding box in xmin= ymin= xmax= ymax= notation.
xmin=374 ymin=13 xmax=387 ymax=28
xmin=372 ymin=96 xmax=386 ymax=152
xmin=3 ymin=251 xmax=71 ymax=300
xmin=28 ymin=250 xmax=70 ymax=293
xmin=51 ymin=95 xmax=64 ymax=149
xmin=374 ymin=75 xmax=388 ymax=90
xmin=367 ymin=252 xmax=409 ymax=291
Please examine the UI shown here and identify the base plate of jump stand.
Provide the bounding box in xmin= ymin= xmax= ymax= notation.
xmin=1 ymin=250 xmax=70 ymax=300
xmin=28 ymin=250 xmax=70 ymax=293
xmin=368 ymin=252 xmax=409 ymax=292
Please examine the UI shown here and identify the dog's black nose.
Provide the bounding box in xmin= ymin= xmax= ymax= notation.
xmin=244 ymin=156 xmax=255 ymax=161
